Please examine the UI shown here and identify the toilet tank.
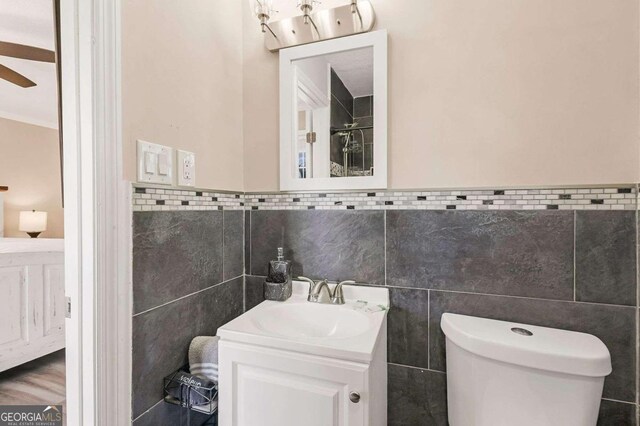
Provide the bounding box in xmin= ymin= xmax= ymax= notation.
xmin=441 ymin=314 xmax=612 ymax=426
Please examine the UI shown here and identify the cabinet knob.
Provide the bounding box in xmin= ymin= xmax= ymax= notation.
xmin=349 ymin=391 xmax=361 ymax=403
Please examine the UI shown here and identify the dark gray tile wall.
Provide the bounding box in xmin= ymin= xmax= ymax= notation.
xmin=247 ymin=208 xmax=639 ymax=425
xmin=223 ymin=210 xmax=244 ymax=280
xmin=575 ymin=211 xmax=637 ymax=305
xmin=132 ymin=211 xmax=245 ymax=424
xmin=353 ymin=95 xmax=372 ymax=118
xmin=597 ymin=400 xmax=638 ymax=426
xmin=388 ymin=288 xmax=429 ymax=369
xmin=133 ymin=211 xmax=224 ymax=314
xmin=249 ymin=210 xmax=385 ymax=284
xmin=386 ymin=210 xmax=575 ymax=300
xmin=387 ymin=364 xmax=448 ymax=426
xmin=245 ymin=275 xmax=265 ymax=311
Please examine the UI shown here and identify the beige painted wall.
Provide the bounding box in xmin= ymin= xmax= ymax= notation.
xmin=0 ymin=117 xmax=63 ymax=238
xmin=122 ymin=0 xmax=244 ymax=191
xmin=243 ymin=0 xmax=640 ymax=191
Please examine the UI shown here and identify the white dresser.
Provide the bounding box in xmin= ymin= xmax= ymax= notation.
xmin=0 ymin=238 xmax=65 ymax=371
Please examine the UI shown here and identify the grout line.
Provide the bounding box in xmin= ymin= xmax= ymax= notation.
xmin=244 ymin=276 xmax=635 ymax=309
xmin=222 ymin=210 xmax=226 ymax=281
xmin=601 ymin=397 xmax=638 ymax=406
xmin=132 ymin=399 xmax=164 ymax=423
xmin=132 ymin=275 xmax=244 ymax=317
xmin=242 ymin=209 xmax=246 ymax=312
xmin=636 ymin=307 xmax=639 ymax=408
xmin=241 ymin=184 xmax=638 ymax=195
xmin=388 ymin=362 xmax=444 ymax=374
xmin=383 ymin=285 xmax=638 ymax=309
xmin=573 ymin=211 xmax=578 ymax=302
xmin=384 ymin=210 xmax=387 ymax=286
xmin=634 ymin=184 xmax=640 ymax=406
xmin=132 ymin=182 xmax=637 ymax=198
xmin=427 ymin=289 xmax=430 ymax=370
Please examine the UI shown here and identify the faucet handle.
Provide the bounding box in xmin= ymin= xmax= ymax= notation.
xmin=331 ymin=280 xmax=356 ymax=305
xmin=297 ymin=276 xmax=316 ymax=293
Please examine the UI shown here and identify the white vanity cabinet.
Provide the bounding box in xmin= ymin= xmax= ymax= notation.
xmin=218 ymin=281 xmax=389 ymax=426
xmin=219 ymin=341 xmax=382 ymax=426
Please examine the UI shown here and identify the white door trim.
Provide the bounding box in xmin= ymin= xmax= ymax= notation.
xmin=61 ymin=0 xmax=131 ymax=424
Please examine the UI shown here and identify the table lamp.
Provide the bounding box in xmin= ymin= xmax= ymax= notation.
xmin=19 ymin=210 xmax=47 ymax=238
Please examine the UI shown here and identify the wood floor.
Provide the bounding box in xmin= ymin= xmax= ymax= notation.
xmin=0 ymin=349 xmax=66 ymax=406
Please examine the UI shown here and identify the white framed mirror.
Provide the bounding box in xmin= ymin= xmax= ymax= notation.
xmin=279 ymin=30 xmax=387 ymax=191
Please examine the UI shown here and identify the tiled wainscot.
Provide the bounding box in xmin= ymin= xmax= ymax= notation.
xmin=132 ymin=184 xmax=639 ymax=425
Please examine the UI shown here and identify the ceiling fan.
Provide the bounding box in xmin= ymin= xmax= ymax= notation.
xmin=0 ymin=41 xmax=55 ymax=88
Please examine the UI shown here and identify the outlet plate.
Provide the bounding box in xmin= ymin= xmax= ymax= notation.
xmin=137 ymin=140 xmax=173 ymax=185
xmin=177 ymin=150 xmax=196 ymax=187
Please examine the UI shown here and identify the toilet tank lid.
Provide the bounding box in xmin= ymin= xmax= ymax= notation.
xmin=441 ymin=313 xmax=612 ymax=377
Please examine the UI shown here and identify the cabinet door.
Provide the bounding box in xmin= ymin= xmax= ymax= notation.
xmin=219 ymin=341 xmax=368 ymax=426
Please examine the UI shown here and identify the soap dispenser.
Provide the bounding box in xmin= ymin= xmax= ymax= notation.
xmin=264 ymin=247 xmax=292 ymax=301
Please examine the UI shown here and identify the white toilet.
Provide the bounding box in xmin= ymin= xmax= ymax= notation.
xmin=441 ymin=313 xmax=612 ymax=426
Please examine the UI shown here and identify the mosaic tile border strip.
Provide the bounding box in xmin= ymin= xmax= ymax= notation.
xmin=132 ymin=185 xmax=637 ymax=212
xmin=132 ymin=187 xmax=244 ymax=212
xmin=246 ymin=186 xmax=637 ymax=211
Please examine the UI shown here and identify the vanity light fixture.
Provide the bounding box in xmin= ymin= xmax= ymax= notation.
xmin=256 ymin=0 xmax=376 ymax=51
xmin=252 ymin=0 xmax=278 ymax=38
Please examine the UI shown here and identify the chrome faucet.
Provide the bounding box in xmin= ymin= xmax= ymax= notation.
xmin=298 ymin=277 xmax=356 ymax=305
xmin=331 ymin=280 xmax=356 ymax=304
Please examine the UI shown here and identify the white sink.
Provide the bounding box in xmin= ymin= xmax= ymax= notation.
xmin=252 ymin=302 xmax=370 ymax=339
xmin=218 ymin=280 xmax=389 ymax=362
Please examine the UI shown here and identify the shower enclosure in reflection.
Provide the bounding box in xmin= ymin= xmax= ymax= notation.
xmin=294 ymin=46 xmax=374 ymax=179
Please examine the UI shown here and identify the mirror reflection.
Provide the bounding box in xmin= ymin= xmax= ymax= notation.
xmin=293 ymin=46 xmax=374 ymax=179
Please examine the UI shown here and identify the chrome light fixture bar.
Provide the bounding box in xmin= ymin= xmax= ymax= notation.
xmin=258 ymin=0 xmax=375 ymax=52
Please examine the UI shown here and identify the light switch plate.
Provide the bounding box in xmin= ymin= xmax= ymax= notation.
xmin=137 ymin=140 xmax=173 ymax=185
xmin=177 ymin=150 xmax=196 ymax=187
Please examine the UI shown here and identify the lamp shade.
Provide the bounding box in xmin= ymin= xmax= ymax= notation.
xmin=19 ymin=210 xmax=47 ymax=233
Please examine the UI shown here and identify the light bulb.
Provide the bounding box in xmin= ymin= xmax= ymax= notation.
xmin=251 ymin=0 xmax=277 ymax=32
xmin=297 ymin=0 xmax=319 ymax=25
xmin=253 ymin=0 xmax=274 ymax=17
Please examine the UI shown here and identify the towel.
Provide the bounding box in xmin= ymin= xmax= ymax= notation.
xmin=189 ymin=336 xmax=220 ymax=382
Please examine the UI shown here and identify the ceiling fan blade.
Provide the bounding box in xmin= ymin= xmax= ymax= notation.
xmin=0 ymin=41 xmax=55 ymax=63
xmin=0 ymin=64 xmax=36 ymax=88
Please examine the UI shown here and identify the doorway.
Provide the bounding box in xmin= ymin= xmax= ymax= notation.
xmin=0 ymin=0 xmax=66 ymax=416
xmin=0 ymin=0 xmax=131 ymax=424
